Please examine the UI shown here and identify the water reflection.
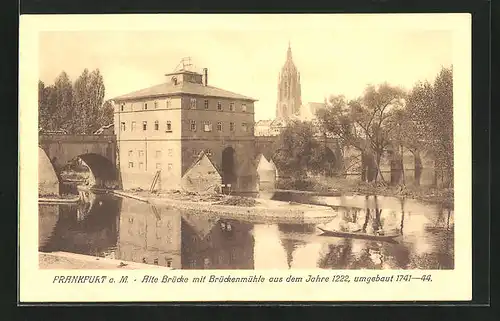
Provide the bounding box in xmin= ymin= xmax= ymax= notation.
xmin=39 ymin=192 xmax=454 ymax=270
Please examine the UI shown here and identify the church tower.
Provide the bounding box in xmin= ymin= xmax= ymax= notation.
xmin=276 ymin=42 xmax=302 ymax=120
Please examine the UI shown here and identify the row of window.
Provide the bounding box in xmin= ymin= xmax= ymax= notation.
xmin=128 ymin=161 xmax=173 ymax=171
xmin=120 ymin=120 xmax=250 ymax=133
xmin=190 ymin=99 xmax=247 ymax=112
xmin=121 ymin=99 xmax=172 ymax=111
xmin=119 ymin=99 xmax=248 ymax=112
xmin=127 ymin=149 xmax=174 ymax=158
xmin=190 ymin=120 xmax=250 ymax=133
xmin=120 ymin=121 xmax=172 ymax=132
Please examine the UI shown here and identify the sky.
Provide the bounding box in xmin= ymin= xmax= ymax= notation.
xmin=38 ymin=15 xmax=453 ymax=121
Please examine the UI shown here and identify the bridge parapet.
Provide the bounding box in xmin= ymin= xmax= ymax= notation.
xmin=39 ymin=134 xmax=116 ymax=143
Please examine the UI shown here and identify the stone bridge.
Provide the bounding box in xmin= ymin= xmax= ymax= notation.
xmin=254 ymin=135 xmax=344 ymax=174
xmin=39 ymin=134 xmax=119 ymax=195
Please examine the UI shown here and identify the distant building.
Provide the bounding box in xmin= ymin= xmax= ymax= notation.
xmin=254 ymin=44 xmax=326 ymax=137
xmin=299 ymin=102 xmax=326 ymax=122
xmin=276 ymin=42 xmax=302 ymax=121
xmin=254 ymin=120 xmax=273 ymax=136
xmin=112 ymin=60 xmax=258 ymax=192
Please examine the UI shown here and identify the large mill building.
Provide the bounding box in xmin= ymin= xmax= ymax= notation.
xmin=112 ymin=59 xmax=258 ymax=192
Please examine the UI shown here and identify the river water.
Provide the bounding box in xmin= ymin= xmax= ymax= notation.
xmin=39 ymin=191 xmax=454 ymax=270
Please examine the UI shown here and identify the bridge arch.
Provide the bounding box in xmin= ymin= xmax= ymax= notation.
xmin=322 ymin=146 xmax=338 ymax=176
xmin=39 ymin=134 xmax=119 ymax=192
xmin=76 ymin=153 xmax=119 ymax=188
xmin=39 ymin=148 xmax=119 ymax=191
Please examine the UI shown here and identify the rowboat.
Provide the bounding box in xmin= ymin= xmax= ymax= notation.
xmin=317 ymin=226 xmax=400 ymax=242
xmin=38 ymin=195 xmax=80 ymax=204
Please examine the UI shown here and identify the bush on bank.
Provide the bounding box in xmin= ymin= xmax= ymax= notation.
xmin=277 ymin=176 xmax=454 ymax=207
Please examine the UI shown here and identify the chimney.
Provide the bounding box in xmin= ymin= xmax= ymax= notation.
xmin=203 ymin=68 xmax=208 ymax=86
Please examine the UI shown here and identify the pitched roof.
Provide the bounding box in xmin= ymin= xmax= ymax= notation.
xmin=183 ymin=150 xmax=221 ymax=178
xmin=256 ymin=154 xmax=276 ymax=171
xmin=112 ymin=81 xmax=257 ymax=102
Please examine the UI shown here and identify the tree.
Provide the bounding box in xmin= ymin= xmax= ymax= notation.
xmin=97 ymin=100 xmax=114 ymax=129
xmin=72 ymin=69 xmax=91 ymax=134
xmin=273 ymin=120 xmax=333 ymax=178
xmin=38 ymin=81 xmax=51 ymax=130
xmin=350 ymin=83 xmax=406 ymax=183
xmin=39 ymin=68 xmax=110 ymax=134
xmin=88 ymin=69 xmax=106 ymax=133
xmin=316 ymin=95 xmax=362 ymax=149
xmin=316 ymin=95 xmax=369 ymax=179
xmin=53 ymin=72 xmax=73 ymax=132
xmin=406 ymin=66 xmax=453 ymax=187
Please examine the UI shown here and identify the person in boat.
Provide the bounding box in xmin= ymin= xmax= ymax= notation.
xmin=338 ymin=220 xmax=362 ymax=233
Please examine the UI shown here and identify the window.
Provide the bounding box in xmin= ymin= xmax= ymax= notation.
xmin=192 ymin=149 xmax=197 ymax=157
xmin=120 ymin=103 xmax=125 ymax=111
xmin=168 ymin=149 xmax=173 ymax=157
xmin=203 ymin=121 xmax=212 ymax=132
xmin=241 ymin=104 xmax=247 ymax=112
xmin=139 ymin=162 xmax=144 ymax=169
xmin=144 ymin=102 xmax=148 ymax=110
xmin=154 ymin=101 xmax=158 ymax=109
xmin=155 ymin=150 xmax=162 ymax=158
xmin=128 ymin=162 xmax=133 ymax=168
xmin=229 ymin=122 xmax=235 ymax=132
xmin=143 ymin=121 xmax=147 ymax=131
xmin=217 ymin=101 xmax=222 ymax=111
xmin=229 ymin=102 xmax=235 ymax=111
xmin=204 ymin=100 xmax=209 ymax=109
xmin=166 ymin=259 xmax=172 ymax=268
xmin=190 ymin=120 xmax=197 ymax=131
xmin=154 ymin=121 xmax=159 ymax=131
xmin=166 ymin=121 xmax=172 ymax=132
xmin=190 ymin=98 xmax=197 ymax=109
xmin=121 ymin=122 xmax=126 ymax=131
xmin=156 ymin=163 xmax=162 ymax=169
xmin=242 ymin=122 xmax=248 ymax=132
xmin=206 ymin=149 xmax=212 ymax=156
xmin=128 ymin=150 xmax=133 ymax=157
xmin=217 ymin=121 xmax=222 ymax=132
xmin=131 ymin=121 xmax=136 ymax=131
xmin=166 ymin=98 xmax=171 ymax=108
xmin=139 ymin=150 xmax=144 ymax=157
xmin=167 ymin=163 xmax=173 ymax=171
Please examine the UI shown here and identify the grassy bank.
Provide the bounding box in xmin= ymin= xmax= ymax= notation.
xmin=277 ymin=176 xmax=454 ymax=207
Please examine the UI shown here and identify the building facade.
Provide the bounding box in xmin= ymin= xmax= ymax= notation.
xmin=112 ymin=65 xmax=258 ymax=192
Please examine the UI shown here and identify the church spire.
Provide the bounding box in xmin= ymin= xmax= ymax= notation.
xmin=287 ymin=41 xmax=292 ymax=60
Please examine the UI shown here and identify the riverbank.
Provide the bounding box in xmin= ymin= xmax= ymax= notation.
xmin=116 ymin=189 xmax=338 ymax=224
xmin=277 ymin=177 xmax=454 ymax=207
xmin=39 ymin=252 xmax=170 ymax=269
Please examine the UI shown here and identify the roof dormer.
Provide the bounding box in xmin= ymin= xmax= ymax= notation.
xmin=165 ymin=57 xmax=206 ymax=86
xmin=165 ymin=69 xmax=203 ymax=86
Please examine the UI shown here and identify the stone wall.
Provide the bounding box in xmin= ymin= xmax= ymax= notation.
xmin=38 ymin=147 xmax=60 ymax=196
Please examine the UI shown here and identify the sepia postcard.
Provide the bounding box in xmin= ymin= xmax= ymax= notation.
xmin=19 ymin=13 xmax=472 ymax=302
